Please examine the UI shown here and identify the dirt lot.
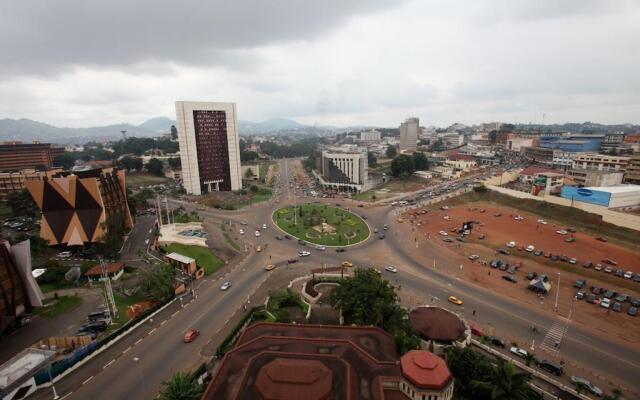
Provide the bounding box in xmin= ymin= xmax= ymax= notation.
xmin=401 ymin=203 xmax=640 ymax=346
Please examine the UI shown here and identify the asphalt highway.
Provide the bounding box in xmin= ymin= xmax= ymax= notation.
xmin=29 ymin=158 xmax=640 ymax=399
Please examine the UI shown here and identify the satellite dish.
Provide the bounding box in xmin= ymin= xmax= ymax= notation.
xmin=65 ymin=267 xmax=81 ymax=282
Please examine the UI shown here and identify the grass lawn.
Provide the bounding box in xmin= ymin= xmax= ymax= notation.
xmin=236 ymin=187 xmax=273 ymax=209
xmin=35 ymin=295 xmax=82 ymax=318
xmin=220 ymin=224 xmax=241 ymax=252
xmin=273 ymin=204 xmax=369 ymax=246
xmin=0 ymin=204 xmax=12 ymax=219
xmin=112 ymin=292 xmax=148 ymax=327
xmin=126 ymin=173 xmax=169 ymax=188
xmin=163 ymin=243 xmax=224 ymax=274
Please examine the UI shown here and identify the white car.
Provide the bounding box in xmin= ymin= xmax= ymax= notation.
xmin=439 ymin=231 xmax=448 ymax=236
xmin=262 ymin=223 xmax=267 ymax=229
xmin=220 ymin=282 xmax=231 ymax=291
xmin=255 ymin=231 xmax=261 ymax=237
xmin=506 ymin=241 xmax=516 ymax=248
xmin=385 ymin=265 xmax=398 ymax=273
xmin=537 ymin=219 xmax=547 ymax=225
xmin=600 ymin=298 xmax=611 ymax=308
xmin=315 ymin=245 xmax=326 ymax=251
xmin=239 ymin=229 xmax=245 ymax=235
xmin=513 ymin=215 xmax=524 ymax=221
xmin=468 ymin=254 xmax=480 ymax=260
xmin=556 ymin=230 xmax=568 ymax=235
xmin=298 ymin=250 xmax=311 ymax=257
xmin=526 ymin=245 xmax=535 ymax=252
xmin=510 ymin=346 xmax=528 ymax=358
xmin=443 ymin=215 xmax=451 ymax=221
xmin=624 ymin=271 xmax=634 ymax=279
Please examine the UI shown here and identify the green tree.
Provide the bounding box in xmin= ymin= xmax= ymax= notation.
xmin=170 ymin=125 xmax=178 ymax=140
xmin=523 ymin=352 xmax=536 ymax=367
xmin=604 ymin=388 xmax=623 ymax=400
xmin=94 ymin=212 xmax=126 ymax=259
xmin=6 ymin=189 xmax=39 ymax=218
xmin=412 ymin=151 xmax=429 ymax=170
xmin=119 ymin=156 xmax=143 ymax=172
xmin=385 ymin=145 xmax=397 ymax=158
xmin=250 ymin=185 xmax=259 ymax=193
xmin=245 ymin=168 xmax=255 ymax=179
xmin=145 ymin=158 xmax=164 ymax=176
xmin=471 ymin=357 xmax=538 ymax=400
xmin=54 ymin=152 xmax=78 ymax=169
xmin=390 ymin=154 xmax=415 ymax=178
xmin=367 ymin=151 xmax=377 ymax=166
xmin=158 ymin=372 xmax=203 ymax=400
xmin=445 ymin=347 xmax=493 ymax=399
xmin=428 ymin=138 xmax=445 ymax=151
xmin=168 ymin=157 xmax=181 ymax=170
xmin=141 ymin=263 xmax=176 ymax=301
xmin=240 ymin=151 xmax=259 ymax=162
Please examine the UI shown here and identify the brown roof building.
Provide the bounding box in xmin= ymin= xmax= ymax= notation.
xmin=0 ymin=142 xmax=64 ymax=172
xmin=203 ymin=323 xmax=453 ymax=400
xmin=409 ymin=307 xmax=470 ymax=356
xmin=25 ymin=167 xmax=132 ymax=247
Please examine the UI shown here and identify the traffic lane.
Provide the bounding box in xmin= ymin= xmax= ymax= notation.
xmin=121 ymin=215 xmax=156 ymax=261
xmin=387 ymin=243 xmax=640 ymax=392
xmin=66 ymin=251 xmax=266 ymax=400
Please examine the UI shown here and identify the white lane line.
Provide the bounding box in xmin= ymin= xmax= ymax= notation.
xmin=172 ymin=311 xmax=179 ymax=317
xmin=82 ymin=376 xmax=94 ymax=385
xmin=103 ymin=359 xmax=116 ymax=369
xmin=161 ymin=319 xmax=167 ymax=325
xmin=123 ymin=346 xmax=132 ymax=354
xmin=149 ymin=328 xmax=157 ymax=334
xmin=60 ymin=393 xmax=73 ymax=400
xmin=135 ymin=338 xmax=143 ymax=345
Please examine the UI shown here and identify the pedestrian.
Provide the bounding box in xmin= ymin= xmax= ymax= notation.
xmin=472 ymin=309 xmax=476 ymax=316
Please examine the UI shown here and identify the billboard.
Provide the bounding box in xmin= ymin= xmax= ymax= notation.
xmin=560 ymin=186 xmax=611 ymax=207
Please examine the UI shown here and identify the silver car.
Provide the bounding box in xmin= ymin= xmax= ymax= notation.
xmin=570 ymin=376 xmax=603 ymax=397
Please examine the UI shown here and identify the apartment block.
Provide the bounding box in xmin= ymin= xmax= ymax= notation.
xmin=0 ymin=142 xmax=64 ymax=172
xmin=571 ymin=153 xmax=630 ymax=172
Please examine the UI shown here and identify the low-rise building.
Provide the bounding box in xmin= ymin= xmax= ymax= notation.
xmin=203 ymin=322 xmax=454 ymax=400
xmin=506 ymin=137 xmax=537 ymax=152
xmin=409 ymin=306 xmax=470 ymax=355
xmin=523 ymin=146 xmax=554 ymax=165
xmin=445 ymin=157 xmax=477 ymax=172
xmin=623 ymin=154 xmax=640 ymax=184
xmin=567 ymin=169 xmax=624 ymax=187
xmin=84 ymin=262 xmax=125 ymax=282
xmin=561 ymin=185 xmax=640 ymax=209
xmin=572 ymin=153 xmax=630 ymax=172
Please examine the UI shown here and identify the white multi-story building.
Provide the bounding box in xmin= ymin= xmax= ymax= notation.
xmin=400 ymin=118 xmax=419 ymax=152
xmin=316 ymin=147 xmax=368 ymax=192
xmin=441 ymin=133 xmax=464 ymax=149
xmin=175 ymin=101 xmax=242 ymax=195
xmin=359 ymin=129 xmax=381 ymax=143
xmin=552 ymin=150 xmax=576 ymax=170
xmin=571 ymin=153 xmax=630 ymax=172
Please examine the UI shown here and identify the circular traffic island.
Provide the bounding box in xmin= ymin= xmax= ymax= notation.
xmin=273 ymin=204 xmax=370 ymax=246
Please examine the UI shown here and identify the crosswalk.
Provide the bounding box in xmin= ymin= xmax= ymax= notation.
xmin=541 ymin=318 xmax=570 ymax=352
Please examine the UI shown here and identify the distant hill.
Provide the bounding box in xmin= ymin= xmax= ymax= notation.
xmin=238 ymin=118 xmax=306 ymax=134
xmin=138 ymin=117 xmax=175 ymax=132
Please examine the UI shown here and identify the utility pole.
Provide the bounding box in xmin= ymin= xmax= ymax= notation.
xmin=554 ymin=272 xmax=561 ymax=311
xmin=100 ymin=257 xmax=118 ymax=322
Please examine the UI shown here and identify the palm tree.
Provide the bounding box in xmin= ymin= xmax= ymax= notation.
xmin=523 ymin=352 xmax=536 ymax=367
xmin=604 ymin=388 xmax=623 ymax=400
xmin=159 ymin=372 xmax=203 ymax=400
xmin=471 ymin=358 xmax=537 ymax=400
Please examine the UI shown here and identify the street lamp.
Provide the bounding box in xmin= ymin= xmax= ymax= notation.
xmin=554 ymin=272 xmax=561 ymax=311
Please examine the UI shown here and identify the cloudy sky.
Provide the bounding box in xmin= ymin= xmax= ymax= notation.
xmin=1 ymin=0 xmax=639 ymax=128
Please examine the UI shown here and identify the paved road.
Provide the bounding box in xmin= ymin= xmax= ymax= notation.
xmin=29 ymin=158 xmax=640 ymax=399
xmin=120 ymin=214 xmax=157 ymax=265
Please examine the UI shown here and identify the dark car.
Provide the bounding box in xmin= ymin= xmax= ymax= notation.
xmin=378 ymin=234 xmax=386 ymax=240
xmin=497 ymin=248 xmax=510 ymax=255
xmin=526 ymin=272 xmax=537 ymax=280
xmin=628 ymin=306 xmax=638 ymax=316
xmin=284 ymin=234 xmax=292 ymax=240
xmin=603 ymin=290 xmax=616 ymax=299
xmin=488 ymin=336 xmax=506 ymax=348
xmin=559 ymin=255 xmax=569 ymax=262
xmin=566 ymin=227 xmax=577 ymax=233
xmin=298 ymin=239 xmax=306 ymax=246
xmin=551 ymin=255 xmax=559 ymax=261
xmin=591 ymin=286 xmax=602 ymax=295
xmin=538 ymin=360 xmax=563 ymax=376
xmin=612 ymin=302 xmax=622 ymax=312
xmin=490 ymin=260 xmax=500 ymax=268
xmin=614 ymin=269 xmax=624 ymax=277
xmin=574 ymin=279 xmax=586 ymax=289
xmin=442 ymin=237 xmax=454 ymax=243
xmin=576 ymin=291 xmax=585 ymax=300
xmin=287 ymin=259 xmax=298 ymax=264
xmin=499 ymin=263 xmax=509 ymax=271
xmin=335 ymin=248 xmax=346 ymax=253
xmin=615 ymin=294 xmax=629 ymax=303
xmin=582 ymin=261 xmax=592 ymax=269
xmin=631 ymin=298 xmax=640 ymax=308
xmin=533 ymin=250 xmax=543 ymax=256
xmin=502 ymin=275 xmax=517 ymax=283
xmin=587 ymin=294 xmax=597 ymax=304
xmin=87 ymin=311 xmax=110 ymax=322
xmin=275 ymin=235 xmax=283 ymax=240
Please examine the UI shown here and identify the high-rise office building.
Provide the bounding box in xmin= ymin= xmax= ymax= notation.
xmin=175 ymin=101 xmax=242 ymax=195
xmin=399 ymin=117 xmax=419 ymax=152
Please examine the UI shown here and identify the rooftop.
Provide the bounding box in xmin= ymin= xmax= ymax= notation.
xmin=584 ymin=185 xmax=640 ymax=194
xmin=521 ymin=166 xmax=562 ymax=176
xmin=409 ymin=307 xmax=467 ymax=342
xmin=84 ymin=262 xmax=124 ymax=277
xmin=0 ymin=348 xmax=55 ymax=393
xmin=400 ymin=350 xmax=451 ymax=390
xmin=166 ymin=252 xmax=196 ymax=264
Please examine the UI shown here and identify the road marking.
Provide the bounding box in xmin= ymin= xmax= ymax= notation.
xmin=134 ymin=338 xmax=143 ymax=345
xmin=103 ymin=359 xmax=116 ymax=369
xmin=172 ymin=311 xmax=179 ymax=317
xmin=161 ymin=319 xmax=167 ymax=325
xmin=149 ymin=328 xmax=157 ymax=335
xmin=82 ymin=376 xmax=94 ymax=385
xmin=123 ymin=346 xmax=132 ymax=354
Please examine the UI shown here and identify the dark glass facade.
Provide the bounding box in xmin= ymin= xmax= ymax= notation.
xmin=193 ymin=110 xmax=231 ymax=192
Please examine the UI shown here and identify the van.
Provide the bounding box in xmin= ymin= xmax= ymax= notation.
xmin=538 ymin=360 xmax=563 ymax=376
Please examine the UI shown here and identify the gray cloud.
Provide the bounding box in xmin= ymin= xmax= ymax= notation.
xmin=0 ymin=0 xmax=403 ymax=77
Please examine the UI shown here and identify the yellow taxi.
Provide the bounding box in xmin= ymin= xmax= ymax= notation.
xmin=256 ymin=246 xmax=262 ymax=252
xmin=341 ymin=261 xmax=353 ymax=268
xmin=448 ymin=296 xmax=463 ymax=306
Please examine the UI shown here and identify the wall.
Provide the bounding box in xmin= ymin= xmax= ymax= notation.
xmin=485 ymin=185 xmax=640 ymax=231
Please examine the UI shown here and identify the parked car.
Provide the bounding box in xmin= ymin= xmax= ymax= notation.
xmin=254 ymin=231 xmax=261 ymax=237
xmin=335 ymin=248 xmax=346 ymax=253
xmin=298 ymin=250 xmax=311 ymax=257
xmin=506 ymin=241 xmax=516 ymax=248
xmin=576 ymin=291 xmax=585 ymax=300
xmin=526 ymin=245 xmax=535 ymax=252
xmin=275 ymin=235 xmax=283 ymax=240
xmin=612 ymin=302 xmax=622 ymax=312
xmin=595 ymin=236 xmax=608 ymax=242
xmin=488 ymin=336 xmax=506 ymax=348
xmin=624 ymin=271 xmax=634 ymax=279
xmin=556 ymin=230 xmax=568 ymax=235
xmin=379 ymin=234 xmax=386 ymax=240
xmin=566 ymin=227 xmax=577 ymax=233
xmin=586 ymin=294 xmax=598 ymax=304
xmin=341 ymin=261 xmax=353 ymax=268
xmin=509 ymin=346 xmax=528 ymax=358
xmin=565 ymin=237 xmax=576 ymax=243
xmin=526 ymin=272 xmax=537 ymax=280
xmin=594 ymin=264 xmax=603 ymax=271
xmin=615 ymin=269 xmax=624 ymax=278
xmin=574 ymin=279 xmax=586 ymax=289
xmin=239 ymin=229 xmax=245 ymax=235
xmin=502 ymin=275 xmax=517 ymax=283
xmin=315 ymin=245 xmax=326 ymax=251
xmin=628 ymin=306 xmax=638 ymax=316
xmin=570 ymin=376 xmax=603 ymax=397
xmin=569 ymin=258 xmax=577 ymax=264
xmin=533 ymin=250 xmax=543 ymax=256
xmin=538 ymin=360 xmax=563 ymax=376
xmin=264 ymin=264 xmax=275 ymax=271
xmin=442 ymin=237 xmax=454 ymax=243
xmin=439 ymin=230 xmax=448 ymax=236
xmin=468 ymin=254 xmax=480 ymax=261
xmin=287 ymin=259 xmax=298 ymax=264
xmin=602 ymin=258 xmax=618 ymax=266
xmin=600 ymin=298 xmax=611 ymax=308
xmin=183 ymin=329 xmax=200 ymax=343
xmin=582 ymin=261 xmax=593 ymax=269
xmin=615 ymin=293 xmax=629 ymax=303
xmin=497 ymin=248 xmax=510 ymax=255
xmin=604 ymin=266 xmax=613 ymax=273
xmin=284 ymin=234 xmax=292 ymax=240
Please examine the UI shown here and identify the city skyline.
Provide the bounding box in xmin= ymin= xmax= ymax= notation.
xmin=0 ymin=0 xmax=639 ymax=128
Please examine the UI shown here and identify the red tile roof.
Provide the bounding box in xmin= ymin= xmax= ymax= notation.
xmin=84 ymin=262 xmax=124 ymax=277
xmin=521 ymin=166 xmax=561 ymax=176
xmin=409 ymin=307 xmax=466 ymax=342
xmin=400 ymin=350 xmax=451 ymax=390
xmin=255 ymin=358 xmax=333 ymax=400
